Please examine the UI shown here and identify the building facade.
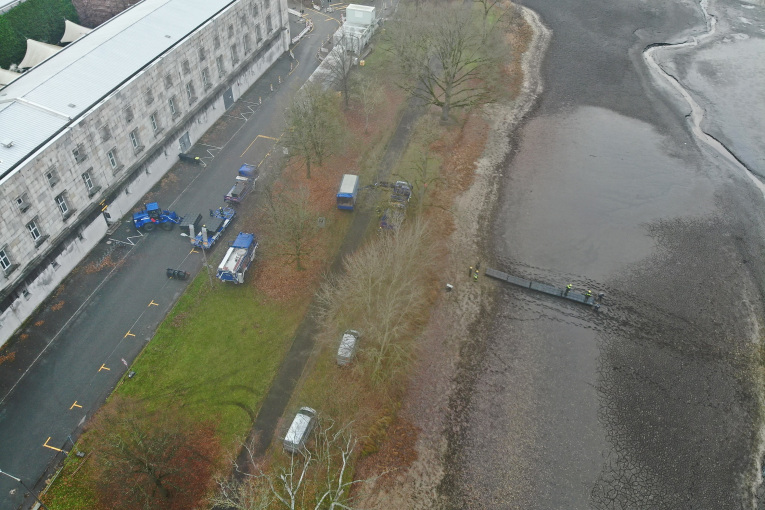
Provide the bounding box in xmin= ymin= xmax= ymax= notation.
xmin=0 ymin=0 xmax=289 ymax=345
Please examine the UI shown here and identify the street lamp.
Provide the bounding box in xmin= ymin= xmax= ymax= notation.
xmin=0 ymin=469 xmax=50 ymax=510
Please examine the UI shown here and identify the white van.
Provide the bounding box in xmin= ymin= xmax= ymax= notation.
xmin=283 ymin=407 xmax=317 ymax=453
xmin=336 ymin=329 xmax=360 ymax=366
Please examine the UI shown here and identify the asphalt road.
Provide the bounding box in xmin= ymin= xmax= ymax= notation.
xmin=445 ymin=0 xmax=765 ymax=508
xmin=0 ymin=9 xmax=343 ymax=509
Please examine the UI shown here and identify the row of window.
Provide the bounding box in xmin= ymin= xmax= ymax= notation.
xmin=2 ymin=1 xmax=279 ymax=277
xmin=1 ymin=216 xmax=46 ymax=273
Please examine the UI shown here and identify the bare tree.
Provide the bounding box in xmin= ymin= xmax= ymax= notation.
xmin=351 ymin=74 xmax=384 ymax=133
xmin=282 ymin=83 xmax=344 ymax=179
xmin=261 ymin=185 xmax=319 ymax=271
xmin=386 ymin=2 xmax=491 ymax=121
xmin=318 ymin=221 xmax=435 ymax=381
xmin=324 ymin=28 xmax=358 ymax=110
xmin=473 ymin=0 xmax=516 ymax=39
xmin=212 ymin=419 xmax=375 ymax=510
xmin=87 ymin=396 xmax=218 ymax=509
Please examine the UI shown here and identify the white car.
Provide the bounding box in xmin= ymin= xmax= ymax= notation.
xmin=336 ymin=329 xmax=360 ymax=366
xmin=283 ymin=407 xmax=317 ymax=453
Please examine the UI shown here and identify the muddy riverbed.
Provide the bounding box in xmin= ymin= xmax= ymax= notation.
xmin=445 ymin=0 xmax=765 ymax=508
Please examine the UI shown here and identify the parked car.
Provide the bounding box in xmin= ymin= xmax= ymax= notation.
xmin=283 ymin=407 xmax=317 ymax=453
xmin=336 ymin=329 xmax=360 ymax=366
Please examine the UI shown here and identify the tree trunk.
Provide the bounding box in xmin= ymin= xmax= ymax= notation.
xmin=440 ymin=102 xmax=450 ymax=122
xmin=150 ymin=473 xmax=170 ymax=499
xmin=441 ymin=85 xmax=452 ymax=121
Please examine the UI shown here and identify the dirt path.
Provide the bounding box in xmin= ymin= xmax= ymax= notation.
xmin=235 ymin=96 xmax=426 ymax=468
xmin=354 ymin=7 xmax=550 ymax=509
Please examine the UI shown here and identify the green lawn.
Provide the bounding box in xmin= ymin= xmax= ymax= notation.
xmin=42 ymin=275 xmax=305 ymax=508
xmin=117 ymin=275 xmax=303 ymax=448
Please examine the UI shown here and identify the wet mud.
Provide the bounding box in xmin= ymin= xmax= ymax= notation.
xmin=444 ymin=0 xmax=765 ymax=508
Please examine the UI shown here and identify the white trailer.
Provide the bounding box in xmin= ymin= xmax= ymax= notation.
xmin=216 ymin=232 xmax=258 ymax=284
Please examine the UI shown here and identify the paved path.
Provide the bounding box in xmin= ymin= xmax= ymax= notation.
xmin=0 ymin=10 xmax=342 ymax=509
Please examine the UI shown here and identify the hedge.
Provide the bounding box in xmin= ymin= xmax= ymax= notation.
xmin=0 ymin=0 xmax=79 ymax=69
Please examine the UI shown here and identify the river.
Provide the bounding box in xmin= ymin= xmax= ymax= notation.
xmin=446 ymin=0 xmax=765 ymax=508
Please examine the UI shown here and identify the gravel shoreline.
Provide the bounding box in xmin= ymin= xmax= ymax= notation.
xmin=355 ymin=7 xmax=551 ymax=508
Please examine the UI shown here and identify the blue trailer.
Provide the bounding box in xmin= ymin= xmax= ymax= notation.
xmin=336 ymin=174 xmax=360 ymax=210
xmin=225 ymin=164 xmax=259 ymax=204
xmin=132 ymin=202 xmax=183 ymax=231
xmin=216 ymin=232 xmax=258 ymax=283
xmin=188 ymin=206 xmax=236 ymax=249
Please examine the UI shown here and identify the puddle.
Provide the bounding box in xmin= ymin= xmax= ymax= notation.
xmin=494 ymin=105 xmax=714 ymax=280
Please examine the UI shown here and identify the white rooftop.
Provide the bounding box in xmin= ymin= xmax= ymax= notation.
xmin=0 ymin=0 xmax=237 ymax=180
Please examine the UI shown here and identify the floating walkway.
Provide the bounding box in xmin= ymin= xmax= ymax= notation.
xmin=485 ymin=268 xmax=596 ymax=306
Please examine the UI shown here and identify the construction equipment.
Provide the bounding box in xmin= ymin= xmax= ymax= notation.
xmin=187 ymin=206 xmax=236 ymax=249
xmin=224 ymin=164 xmax=258 ymax=204
xmin=216 ymin=232 xmax=258 ymax=283
xmin=379 ymin=181 xmax=412 ymax=231
xmin=132 ymin=202 xmax=183 ymax=231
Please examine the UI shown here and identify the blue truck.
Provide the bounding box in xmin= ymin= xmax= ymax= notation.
xmin=225 ymin=164 xmax=259 ymax=204
xmin=336 ymin=174 xmax=360 ymax=210
xmin=186 ymin=206 xmax=236 ymax=249
xmin=216 ymin=232 xmax=258 ymax=283
xmin=132 ymin=202 xmax=183 ymax=231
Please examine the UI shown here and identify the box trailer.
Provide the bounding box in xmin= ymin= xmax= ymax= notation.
xmin=225 ymin=164 xmax=258 ymax=204
xmin=336 ymin=174 xmax=360 ymax=210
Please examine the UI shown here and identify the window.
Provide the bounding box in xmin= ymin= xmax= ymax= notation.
xmin=82 ymin=171 xmax=99 ymax=197
xmin=266 ymin=14 xmax=273 ymax=33
xmin=99 ymin=124 xmax=111 ymax=142
xmin=0 ymin=247 xmax=11 ymax=271
xmin=252 ymin=2 xmax=259 ymax=17
xmin=164 ymin=73 xmax=174 ymax=89
xmin=198 ymin=46 xmax=206 ymax=61
xmin=169 ymin=96 xmax=178 ymax=117
xmin=150 ymin=112 xmax=161 ymax=134
xmin=264 ymin=0 xmax=270 ymax=9
xmin=15 ymin=193 xmax=30 ymax=213
xmin=45 ymin=166 xmax=59 ymax=187
xmin=72 ymin=144 xmax=87 ymax=163
xmin=256 ymin=24 xmax=262 ymax=42
xmin=129 ymin=129 xmax=143 ymax=153
xmin=240 ymin=14 xmax=247 ymax=28
xmin=231 ymin=44 xmax=239 ymax=64
xmin=123 ymin=105 xmax=134 ymax=123
xmin=202 ymin=67 xmax=211 ymax=90
xmin=185 ymin=81 xmax=197 ymax=103
xmin=216 ymin=55 xmax=225 ymax=76
xmin=27 ymin=219 xmax=41 ymax=241
xmin=107 ymin=148 xmax=119 ymax=170
xmin=182 ymin=59 xmax=191 ymax=75
xmin=145 ymin=88 xmax=154 ymax=105
xmin=56 ymin=193 xmax=71 ymax=218
xmin=244 ymin=34 xmax=251 ymax=54
xmin=227 ymin=24 xmax=235 ymax=39
xmin=213 ymin=35 xmax=221 ymax=49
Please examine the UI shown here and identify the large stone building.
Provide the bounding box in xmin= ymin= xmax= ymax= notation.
xmin=0 ymin=0 xmax=289 ymax=345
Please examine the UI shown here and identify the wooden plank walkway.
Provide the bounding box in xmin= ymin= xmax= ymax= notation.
xmin=485 ymin=268 xmax=596 ymax=306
